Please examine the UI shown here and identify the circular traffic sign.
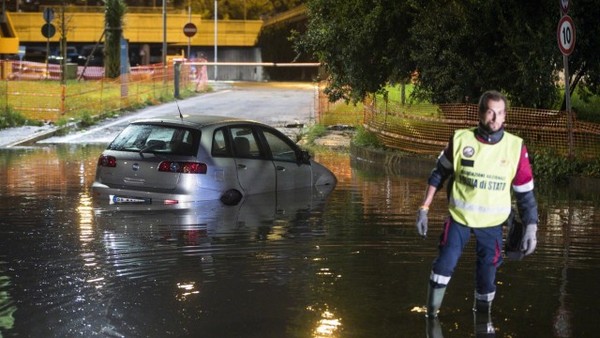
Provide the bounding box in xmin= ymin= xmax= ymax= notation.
xmin=183 ymin=23 xmax=197 ymax=38
xmin=557 ymin=15 xmax=576 ymax=56
xmin=41 ymin=23 xmax=56 ymax=39
xmin=560 ymin=0 xmax=569 ymax=14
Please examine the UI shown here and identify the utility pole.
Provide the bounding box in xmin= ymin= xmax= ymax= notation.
xmin=214 ymin=0 xmax=218 ymax=80
xmin=60 ymin=1 xmax=66 ymax=84
xmin=162 ymin=0 xmax=167 ymax=65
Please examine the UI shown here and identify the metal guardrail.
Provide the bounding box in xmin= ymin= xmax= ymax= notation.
xmin=185 ymin=62 xmax=320 ymax=67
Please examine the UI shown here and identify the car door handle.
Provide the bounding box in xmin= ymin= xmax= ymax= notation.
xmin=237 ymin=164 xmax=247 ymax=169
xmin=276 ymin=166 xmax=286 ymax=171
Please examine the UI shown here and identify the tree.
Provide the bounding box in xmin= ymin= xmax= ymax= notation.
xmin=410 ymin=0 xmax=561 ymax=107
xmin=495 ymin=0 xmax=561 ymax=108
xmin=105 ymin=0 xmax=127 ymax=79
xmin=565 ymin=0 xmax=600 ymax=109
xmin=300 ymin=0 xmax=600 ymax=109
xmin=296 ymin=0 xmax=416 ymax=103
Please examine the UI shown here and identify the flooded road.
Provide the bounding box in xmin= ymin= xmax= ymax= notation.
xmin=1 ymin=145 xmax=599 ymax=337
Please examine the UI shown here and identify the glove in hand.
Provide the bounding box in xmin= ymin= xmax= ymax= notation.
xmin=521 ymin=224 xmax=538 ymax=255
xmin=416 ymin=208 xmax=429 ymax=237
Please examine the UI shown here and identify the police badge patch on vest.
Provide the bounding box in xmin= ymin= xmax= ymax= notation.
xmin=461 ymin=146 xmax=475 ymax=167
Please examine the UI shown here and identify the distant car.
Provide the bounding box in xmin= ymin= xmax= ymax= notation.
xmin=22 ymin=46 xmax=48 ymax=63
xmin=91 ymin=115 xmax=337 ymax=206
xmin=66 ymin=46 xmax=80 ymax=63
xmin=47 ymin=46 xmax=80 ymax=64
xmin=77 ymin=45 xmax=104 ymax=66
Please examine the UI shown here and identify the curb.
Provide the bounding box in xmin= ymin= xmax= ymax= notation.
xmin=4 ymin=128 xmax=61 ymax=147
xmin=1 ymin=123 xmax=78 ymax=148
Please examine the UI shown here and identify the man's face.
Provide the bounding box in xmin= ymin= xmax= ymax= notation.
xmin=481 ymin=99 xmax=506 ymax=133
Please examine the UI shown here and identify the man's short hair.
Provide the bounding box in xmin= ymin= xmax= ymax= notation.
xmin=478 ymin=90 xmax=508 ymax=114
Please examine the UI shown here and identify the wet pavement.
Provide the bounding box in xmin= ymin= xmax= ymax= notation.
xmin=0 ymin=144 xmax=599 ymax=337
xmin=0 ymin=81 xmax=319 ymax=148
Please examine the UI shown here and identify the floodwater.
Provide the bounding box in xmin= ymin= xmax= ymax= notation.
xmin=0 ymin=145 xmax=599 ymax=338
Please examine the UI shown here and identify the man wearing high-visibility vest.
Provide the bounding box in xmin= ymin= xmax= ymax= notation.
xmin=416 ymin=90 xmax=538 ymax=321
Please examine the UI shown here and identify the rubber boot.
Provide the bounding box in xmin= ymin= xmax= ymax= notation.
xmin=473 ymin=298 xmax=492 ymax=314
xmin=473 ymin=298 xmax=495 ymax=337
xmin=425 ymin=316 xmax=443 ymax=338
xmin=426 ymin=285 xmax=446 ymax=318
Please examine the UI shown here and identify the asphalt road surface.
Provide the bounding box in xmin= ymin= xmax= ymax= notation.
xmin=40 ymin=82 xmax=318 ymax=145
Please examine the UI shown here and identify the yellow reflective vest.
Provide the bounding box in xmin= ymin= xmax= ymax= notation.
xmin=449 ymin=128 xmax=522 ymax=228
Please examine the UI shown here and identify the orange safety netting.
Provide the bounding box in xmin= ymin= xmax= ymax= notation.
xmin=1 ymin=60 xmax=207 ymax=122
xmin=315 ymin=84 xmax=600 ymax=160
xmin=363 ymin=102 xmax=600 ymax=159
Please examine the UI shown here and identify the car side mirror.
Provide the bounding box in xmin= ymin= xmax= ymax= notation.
xmin=298 ymin=150 xmax=311 ymax=165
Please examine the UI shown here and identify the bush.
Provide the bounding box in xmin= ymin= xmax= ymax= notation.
xmin=78 ymin=111 xmax=95 ymax=128
xmin=571 ymin=88 xmax=600 ymax=123
xmin=55 ymin=117 xmax=70 ymax=127
xmin=530 ymin=148 xmax=600 ymax=182
xmin=581 ymin=157 xmax=600 ymax=177
xmin=0 ymin=107 xmax=41 ymax=129
xmin=352 ymin=125 xmax=384 ymax=149
xmin=303 ymin=124 xmax=328 ymax=145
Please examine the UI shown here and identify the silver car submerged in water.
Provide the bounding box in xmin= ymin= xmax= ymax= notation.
xmin=91 ymin=115 xmax=337 ymax=206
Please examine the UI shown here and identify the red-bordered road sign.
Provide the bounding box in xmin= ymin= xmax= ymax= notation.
xmin=183 ymin=23 xmax=197 ymax=38
xmin=557 ymin=15 xmax=575 ymax=56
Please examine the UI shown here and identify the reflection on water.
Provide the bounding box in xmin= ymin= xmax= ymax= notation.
xmin=1 ymin=145 xmax=599 ymax=337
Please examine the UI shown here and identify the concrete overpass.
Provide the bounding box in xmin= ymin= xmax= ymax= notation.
xmin=8 ymin=12 xmax=262 ymax=47
xmin=3 ymin=3 xmax=308 ymax=47
xmin=1 ymin=5 xmax=310 ymax=80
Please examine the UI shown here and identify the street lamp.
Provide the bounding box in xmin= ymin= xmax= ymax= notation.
xmin=214 ymin=0 xmax=218 ymax=80
xmin=162 ymin=0 xmax=167 ymax=66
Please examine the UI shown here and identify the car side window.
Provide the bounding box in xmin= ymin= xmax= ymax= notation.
xmin=211 ymin=128 xmax=230 ymax=157
xmin=262 ymin=129 xmax=298 ymax=163
xmin=230 ymin=127 xmax=263 ymax=158
xmin=169 ymin=129 xmax=198 ymax=156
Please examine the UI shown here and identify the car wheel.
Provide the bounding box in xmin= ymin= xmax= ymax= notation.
xmin=220 ymin=189 xmax=243 ymax=206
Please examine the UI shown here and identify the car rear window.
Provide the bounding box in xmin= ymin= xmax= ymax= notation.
xmin=107 ymin=124 xmax=200 ymax=156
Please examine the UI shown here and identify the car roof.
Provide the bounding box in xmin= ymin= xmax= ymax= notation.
xmin=130 ymin=114 xmax=262 ymax=130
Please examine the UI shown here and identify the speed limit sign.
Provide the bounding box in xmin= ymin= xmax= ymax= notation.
xmin=557 ymin=15 xmax=575 ymax=56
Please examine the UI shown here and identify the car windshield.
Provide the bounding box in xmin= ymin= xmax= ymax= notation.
xmin=107 ymin=124 xmax=200 ymax=156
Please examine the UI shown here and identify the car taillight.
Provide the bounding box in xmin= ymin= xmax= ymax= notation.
xmin=158 ymin=161 xmax=207 ymax=174
xmin=98 ymin=155 xmax=117 ymax=167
